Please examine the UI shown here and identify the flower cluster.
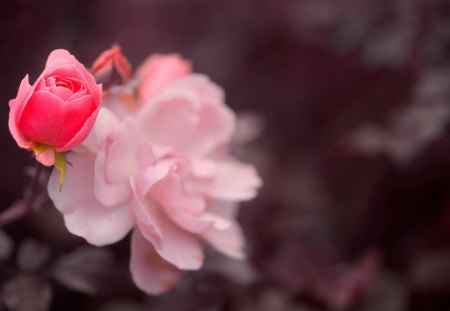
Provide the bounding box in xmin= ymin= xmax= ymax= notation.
xmin=9 ymin=48 xmax=261 ymax=294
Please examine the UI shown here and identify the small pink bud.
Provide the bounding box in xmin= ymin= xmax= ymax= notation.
xmin=91 ymin=46 xmax=132 ymax=87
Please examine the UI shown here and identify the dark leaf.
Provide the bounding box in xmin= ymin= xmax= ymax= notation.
xmin=410 ymin=251 xmax=450 ymax=291
xmin=1 ymin=276 xmax=52 ymax=311
xmin=51 ymin=246 xmax=117 ymax=296
xmin=16 ymin=239 xmax=51 ymax=272
xmin=0 ymin=229 xmax=13 ymax=261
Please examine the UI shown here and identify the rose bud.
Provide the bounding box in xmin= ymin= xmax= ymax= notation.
xmin=9 ymin=49 xmax=102 ymax=184
xmin=91 ymin=46 xmax=132 ymax=88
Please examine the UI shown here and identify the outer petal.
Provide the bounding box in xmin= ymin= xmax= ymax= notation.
xmin=48 ymin=152 xmax=134 ymax=246
xmin=204 ymin=223 xmax=245 ymax=260
xmin=137 ymin=74 xmax=235 ymax=156
xmin=48 ymin=153 xmax=97 ymax=214
xmin=202 ymin=201 xmax=246 ymax=259
xmin=136 ymin=53 xmax=191 ymax=102
xmin=46 ymin=49 xmax=76 ymax=67
xmin=34 ymin=146 xmax=55 ymax=167
xmin=57 ymin=106 xmax=100 ymax=152
xmin=130 ymin=229 xmax=181 ymax=295
xmin=63 ymin=200 xmax=134 ymax=247
xmin=94 ymin=150 xmax=131 ymax=207
xmin=195 ymin=160 xmax=262 ymax=201
xmin=131 ymin=181 xmax=204 ymax=270
xmin=8 ymin=75 xmax=33 ymax=149
xmin=171 ymin=75 xmax=236 ymax=155
xmin=18 ymin=91 xmax=67 ymax=146
xmin=137 ymin=88 xmax=200 ymax=151
xmin=56 ymin=94 xmax=96 ymax=144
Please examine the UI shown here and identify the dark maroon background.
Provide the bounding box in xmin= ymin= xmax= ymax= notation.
xmin=1 ymin=0 xmax=450 ymax=310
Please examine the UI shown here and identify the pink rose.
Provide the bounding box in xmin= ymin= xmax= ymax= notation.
xmin=9 ymin=49 xmax=102 ymax=166
xmin=47 ymin=54 xmax=262 ymax=295
xmin=136 ymin=54 xmax=191 ymax=103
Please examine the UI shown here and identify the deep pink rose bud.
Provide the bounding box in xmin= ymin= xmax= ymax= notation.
xmin=91 ymin=46 xmax=131 ymax=87
xmin=9 ymin=49 xmax=102 ymax=176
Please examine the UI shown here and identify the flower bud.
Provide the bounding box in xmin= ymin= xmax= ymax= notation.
xmin=9 ymin=49 xmax=102 ymax=184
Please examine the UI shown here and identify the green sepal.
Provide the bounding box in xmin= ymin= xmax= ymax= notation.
xmin=29 ymin=142 xmax=47 ymax=155
xmin=54 ymin=152 xmax=67 ymax=190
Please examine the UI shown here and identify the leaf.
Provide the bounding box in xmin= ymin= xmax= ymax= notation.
xmin=16 ymin=239 xmax=51 ymax=272
xmin=357 ymin=272 xmax=407 ymax=311
xmin=202 ymin=250 xmax=258 ymax=285
xmin=51 ymin=246 xmax=118 ymax=296
xmin=99 ymin=300 xmax=148 ymax=311
xmin=409 ymin=251 xmax=450 ymax=291
xmin=1 ymin=276 xmax=52 ymax=311
xmin=0 ymin=229 xmax=14 ymax=261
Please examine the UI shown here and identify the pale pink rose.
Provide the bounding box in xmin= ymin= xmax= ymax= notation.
xmin=47 ymin=57 xmax=262 ymax=295
xmin=136 ymin=54 xmax=191 ymax=103
xmin=9 ymin=49 xmax=102 ymax=166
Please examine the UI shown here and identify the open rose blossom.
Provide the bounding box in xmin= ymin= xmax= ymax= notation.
xmin=8 ymin=49 xmax=102 ymax=167
xmin=47 ymin=50 xmax=262 ymax=295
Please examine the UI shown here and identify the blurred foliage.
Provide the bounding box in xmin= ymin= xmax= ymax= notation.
xmin=1 ymin=0 xmax=450 ymax=310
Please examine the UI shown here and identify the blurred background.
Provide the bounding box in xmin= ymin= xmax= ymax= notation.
xmin=1 ymin=0 xmax=450 ymax=310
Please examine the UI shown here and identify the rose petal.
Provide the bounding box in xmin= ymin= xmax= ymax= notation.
xmin=131 ymin=183 xmax=204 ymax=270
xmin=137 ymin=88 xmax=200 ymax=150
xmin=151 ymin=171 xmax=212 ymax=234
xmin=34 ymin=147 xmax=55 ymax=167
xmin=9 ymin=75 xmax=33 ymax=149
xmin=48 ymin=86 xmax=73 ymax=101
xmin=46 ymin=49 xmax=76 ymax=67
xmin=48 ymin=152 xmax=134 ymax=246
xmin=202 ymin=201 xmax=246 ymax=259
xmin=18 ymin=91 xmax=66 ymax=146
xmin=130 ymin=229 xmax=181 ymax=295
xmin=152 ymin=170 xmax=206 ymax=215
xmin=201 ymin=160 xmax=262 ymax=201
xmin=63 ymin=201 xmax=134 ymax=247
xmin=56 ymin=94 xmax=97 ymax=147
xmin=105 ymin=117 xmax=155 ymax=183
xmin=48 ymin=153 xmax=97 ymax=214
xmin=137 ymin=75 xmax=235 ymax=156
xmin=94 ymin=150 xmax=131 ymax=207
xmin=57 ymin=106 xmax=99 ymax=152
xmin=136 ymin=53 xmax=191 ymax=102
